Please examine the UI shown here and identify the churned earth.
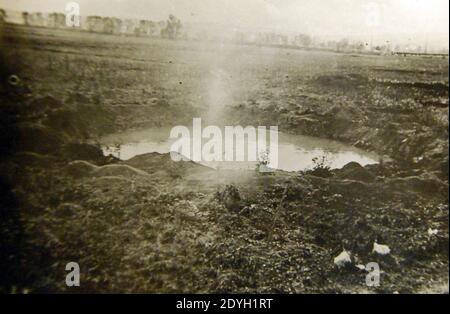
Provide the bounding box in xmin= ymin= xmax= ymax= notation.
xmin=0 ymin=24 xmax=448 ymax=293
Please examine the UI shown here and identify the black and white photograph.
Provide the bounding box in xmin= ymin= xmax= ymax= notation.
xmin=0 ymin=0 xmax=448 ymax=297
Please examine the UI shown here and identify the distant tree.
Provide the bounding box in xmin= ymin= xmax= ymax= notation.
xmin=295 ymin=34 xmax=312 ymax=48
xmin=337 ymin=38 xmax=349 ymax=52
xmin=103 ymin=17 xmax=114 ymax=34
xmin=161 ymin=14 xmax=182 ymax=39
xmin=22 ymin=12 xmax=29 ymax=25
xmin=48 ymin=12 xmax=66 ymax=28
xmin=122 ymin=19 xmax=136 ymax=34
xmin=111 ymin=17 xmax=122 ymax=34
xmin=48 ymin=12 xmax=57 ymax=27
xmin=86 ymin=16 xmax=103 ymax=33
xmin=352 ymin=41 xmax=365 ymax=52
xmin=137 ymin=20 xmax=155 ymax=37
xmin=148 ymin=21 xmax=156 ymax=36
xmin=0 ymin=9 xmax=6 ymax=23
xmin=35 ymin=12 xmax=44 ymax=26
xmin=326 ymin=40 xmax=337 ymax=50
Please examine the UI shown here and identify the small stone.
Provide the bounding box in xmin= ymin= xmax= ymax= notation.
xmin=334 ymin=250 xmax=352 ymax=268
xmin=356 ymin=264 xmax=366 ymax=271
xmin=428 ymin=228 xmax=439 ymax=236
xmin=373 ymin=241 xmax=391 ymax=255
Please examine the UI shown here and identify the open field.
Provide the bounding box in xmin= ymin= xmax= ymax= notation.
xmin=0 ymin=24 xmax=448 ymax=293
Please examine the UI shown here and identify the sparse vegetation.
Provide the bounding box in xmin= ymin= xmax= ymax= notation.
xmin=310 ymin=154 xmax=332 ymax=177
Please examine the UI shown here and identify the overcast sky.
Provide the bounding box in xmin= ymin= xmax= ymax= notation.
xmin=1 ymin=0 xmax=448 ymax=48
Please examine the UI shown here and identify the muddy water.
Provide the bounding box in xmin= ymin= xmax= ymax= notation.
xmin=100 ymin=127 xmax=380 ymax=172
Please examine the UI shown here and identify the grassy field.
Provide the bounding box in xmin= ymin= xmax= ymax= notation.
xmin=0 ymin=24 xmax=448 ymax=293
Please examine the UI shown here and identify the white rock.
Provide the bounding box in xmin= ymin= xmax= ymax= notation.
xmin=334 ymin=250 xmax=352 ymax=268
xmin=356 ymin=264 xmax=366 ymax=271
xmin=428 ymin=228 xmax=439 ymax=236
xmin=373 ymin=241 xmax=391 ymax=255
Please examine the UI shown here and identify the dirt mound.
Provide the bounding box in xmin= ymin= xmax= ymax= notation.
xmin=124 ymin=152 xmax=212 ymax=179
xmin=23 ymin=95 xmax=115 ymax=141
xmin=26 ymin=95 xmax=63 ymax=114
xmin=313 ymin=73 xmax=368 ymax=90
xmin=91 ymin=164 xmax=149 ymax=178
xmin=87 ymin=176 xmax=133 ymax=185
xmin=388 ymin=173 xmax=448 ymax=196
xmin=43 ymin=108 xmax=89 ymax=140
xmin=72 ymin=103 xmax=116 ymax=136
xmin=336 ymin=162 xmax=376 ymax=182
xmin=328 ymin=179 xmax=374 ymax=196
xmin=55 ymin=202 xmax=83 ymax=218
xmin=65 ymin=160 xmax=98 ymax=178
xmin=15 ymin=123 xmax=64 ymax=155
xmin=60 ymin=143 xmax=105 ymax=164
xmin=13 ymin=152 xmax=57 ymax=168
xmin=375 ymin=80 xmax=449 ymax=97
xmin=64 ymin=92 xmax=92 ymax=106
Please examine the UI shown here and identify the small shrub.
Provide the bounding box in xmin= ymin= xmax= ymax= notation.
xmin=255 ymin=149 xmax=272 ymax=174
xmin=310 ymin=154 xmax=332 ymax=177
